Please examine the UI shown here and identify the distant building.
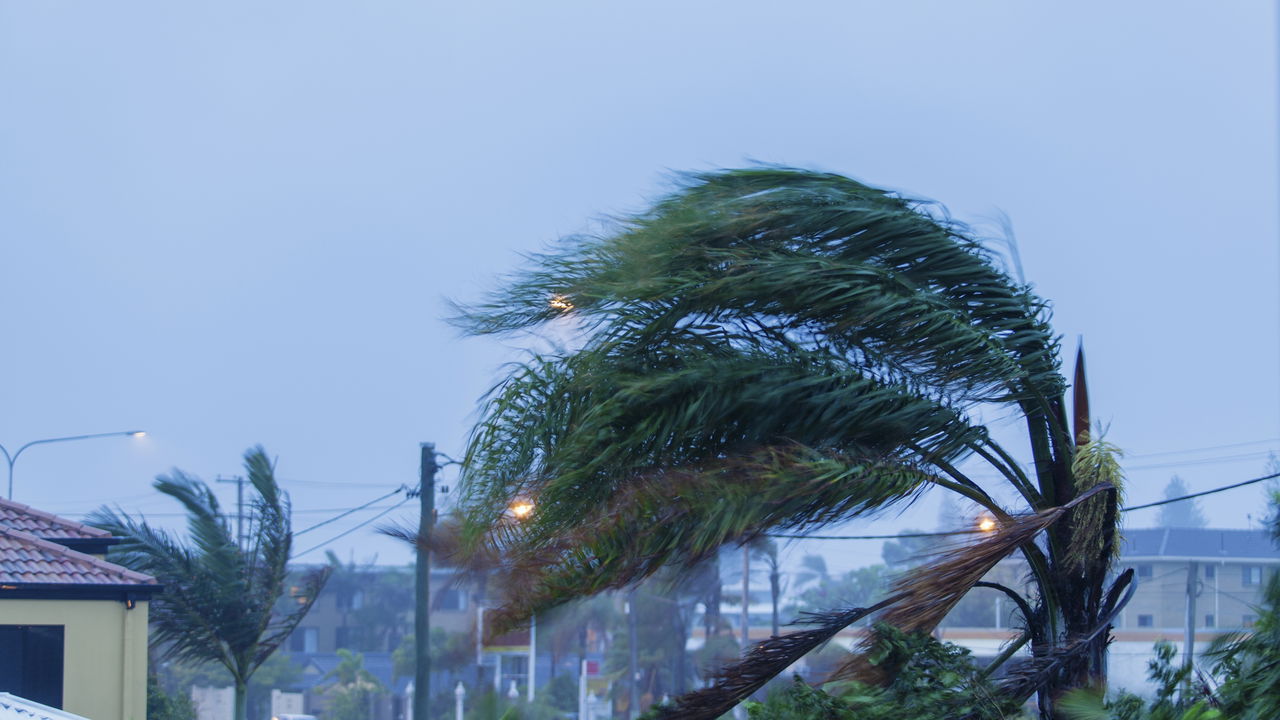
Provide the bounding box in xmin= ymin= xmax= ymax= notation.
xmin=280 ymin=563 xmax=487 ymax=719
xmin=1115 ymin=527 xmax=1279 ymax=631
xmin=0 ymin=497 xmax=159 ymax=720
xmin=1107 ymin=526 xmax=1280 ymax=693
xmin=285 ymin=565 xmax=471 ymax=654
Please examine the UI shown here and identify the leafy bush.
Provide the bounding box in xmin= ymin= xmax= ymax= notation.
xmin=147 ymin=674 xmax=197 ymax=720
xmin=746 ymin=624 xmax=1018 ymax=720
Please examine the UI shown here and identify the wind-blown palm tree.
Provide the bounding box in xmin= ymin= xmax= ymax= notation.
xmin=450 ymin=168 xmax=1130 ymax=718
xmin=90 ymin=447 xmax=328 ymax=720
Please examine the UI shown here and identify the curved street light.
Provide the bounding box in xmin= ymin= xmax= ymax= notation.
xmin=1 ymin=430 xmax=146 ymax=499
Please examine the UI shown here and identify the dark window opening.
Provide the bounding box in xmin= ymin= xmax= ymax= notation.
xmin=1137 ymin=565 xmax=1152 ymax=579
xmin=436 ymin=589 xmax=467 ymax=611
xmin=0 ymin=625 xmax=65 ymax=708
xmin=1137 ymin=614 xmax=1154 ymax=627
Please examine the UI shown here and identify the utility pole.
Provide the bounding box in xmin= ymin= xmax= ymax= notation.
xmin=414 ymin=443 xmax=437 ymax=720
xmin=627 ymin=589 xmax=639 ymax=719
xmin=215 ymin=475 xmax=247 ymax=548
xmin=1184 ymin=560 xmax=1199 ymax=685
xmin=741 ymin=546 xmax=751 ymax=650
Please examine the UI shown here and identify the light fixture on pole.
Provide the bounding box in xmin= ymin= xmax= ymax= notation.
xmin=1 ymin=430 xmax=146 ymax=499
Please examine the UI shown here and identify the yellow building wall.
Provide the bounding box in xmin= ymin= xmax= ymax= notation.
xmin=0 ymin=598 xmax=149 ymax=720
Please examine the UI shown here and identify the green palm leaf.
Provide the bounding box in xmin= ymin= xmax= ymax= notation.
xmin=88 ymin=447 xmax=328 ymax=720
xmin=448 ymin=167 xmax=1123 ymax=716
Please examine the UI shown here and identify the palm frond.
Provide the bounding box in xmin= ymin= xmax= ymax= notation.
xmin=832 ymin=484 xmax=1114 ymax=684
xmin=454 ymin=167 xmax=1063 ymax=407
xmin=644 ymin=596 xmax=903 ymax=720
xmin=459 ymin=341 xmax=984 ymax=554
xmin=87 ymin=447 xmax=326 ymax=686
xmin=996 ymin=569 xmax=1135 ymax=703
xmin=479 ymin=446 xmax=937 ymax=633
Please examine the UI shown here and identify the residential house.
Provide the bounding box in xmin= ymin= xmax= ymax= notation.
xmin=279 ymin=564 xmax=480 ymax=719
xmin=0 ymin=498 xmax=159 ymax=720
xmin=1107 ymin=526 xmax=1280 ymax=693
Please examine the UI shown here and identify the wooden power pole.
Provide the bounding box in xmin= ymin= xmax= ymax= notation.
xmin=414 ymin=443 xmax=437 ymax=720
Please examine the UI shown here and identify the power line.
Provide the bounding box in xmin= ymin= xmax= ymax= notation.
xmin=292 ymin=496 xmax=413 ymax=559
xmin=293 ymin=486 xmax=406 ymax=536
xmin=768 ymin=529 xmax=982 ymax=540
xmin=1121 ymin=471 xmax=1280 ymax=512
xmin=1125 ymin=438 xmax=1280 ymax=460
xmin=1124 ymin=451 xmax=1275 ymax=471
xmin=772 ymin=470 xmax=1280 ymax=541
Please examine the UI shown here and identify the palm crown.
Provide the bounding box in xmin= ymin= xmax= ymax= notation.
xmin=452 ymin=168 xmax=1127 ymax=717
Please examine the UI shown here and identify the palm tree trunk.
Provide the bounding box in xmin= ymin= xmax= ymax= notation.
xmin=769 ymin=568 xmax=780 ymax=638
xmin=234 ymin=677 xmax=248 ymax=720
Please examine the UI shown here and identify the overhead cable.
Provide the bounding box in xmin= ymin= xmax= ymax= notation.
xmin=292 ymin=496 xmax=413 ymax=559
xmin=294 ymin=486 xmax=406 ymax=536
xmin=769 ymin=470 xmax=1280 ymax=541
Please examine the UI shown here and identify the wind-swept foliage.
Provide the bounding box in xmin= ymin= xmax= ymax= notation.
xmin=90 ymin=447 xmax=328 ymax=720
xmin=450 ymin=167 xmax=1128 ymax=717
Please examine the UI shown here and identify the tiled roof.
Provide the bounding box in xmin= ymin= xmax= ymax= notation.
xmin=1121 ymin=527 xmax=1280 ymax=561
xmin=0 ymin=525 xmax=156 ymax=587
xmin=0 ymin=497 xmax=111 ymax=540
xmin=0 ymin=692 xmax=92 ymax=720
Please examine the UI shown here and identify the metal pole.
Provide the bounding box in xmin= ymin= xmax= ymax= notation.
xmin=1184 ymin=561 xmax=1199 ymax=680
xmin=1 ymin=430 xmax=144 ymax=499
xmin=741 ymin=546 xmax=750 ymax=649
xmin=527 ymin=613 xmax=536 ymax=703
xmin=415 ymin=443 xmax=437 ymax=720
xmin=215 ymin=476 xmax=248 ymax=548
xmin=628 ymin=589 xmax=640 ymax=719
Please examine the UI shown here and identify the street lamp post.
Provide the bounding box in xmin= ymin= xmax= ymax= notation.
xmin=1 ymin=430 xmax=146 ymax=499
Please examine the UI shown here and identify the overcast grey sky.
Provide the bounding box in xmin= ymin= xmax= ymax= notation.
xmin=2 ymin=2 xmax=1277 ymax=573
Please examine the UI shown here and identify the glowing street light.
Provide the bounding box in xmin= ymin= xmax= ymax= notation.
xmin=977 ymin=514 xmax=998 ymax=533
xmin=1 ymin=430 xmax=146 ymax=499
xmin=510 ymin=500 xmax=535 ymax=519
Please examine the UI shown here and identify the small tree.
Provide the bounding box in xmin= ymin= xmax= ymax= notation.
xmin=322 ymin=649 xmax=386 ymax=720
xmin=1158 ymin=476 xmax=1207 ymax=528
xmin=1205 ymin=490 xmax=1280 ymax=718
xmin=90 ymin=447 xmax=328 ymax=720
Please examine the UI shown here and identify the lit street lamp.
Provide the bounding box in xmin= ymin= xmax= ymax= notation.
xmin=1 ymin=430 xmax=146 ymax=499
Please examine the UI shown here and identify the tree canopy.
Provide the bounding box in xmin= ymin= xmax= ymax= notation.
xmin=91 ymin=447 xmax=328 ymax=720
xmin=1157 ymin=476 xmax=1207 ymax=528
xmin=450 ymin=167 xmax=1129 ymax=718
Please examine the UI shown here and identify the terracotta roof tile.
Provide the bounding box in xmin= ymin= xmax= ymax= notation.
xmin=0 ymin=525 xmax=156 ymax=587
xmin=0 ymin=497 xmax=111 ymax=540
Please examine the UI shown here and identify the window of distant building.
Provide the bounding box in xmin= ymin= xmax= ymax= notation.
xmin=1137 ymin=614 xmax=1154 ymax=627
xmin=436 ymin=588 xmax=467 ymax=611
xmin=1137 ymin=565 xmax=1152 ymax=579
xmin=290 ymin=627 xmax=319 ymax=653
xmin=1204 ymin=614 xmax=1215 ymax=628
xmin=1204 ymin=565 xmax=1215 ymax=580
xmin=0 ymin=625 xmax=64 ymax=708
xmin=1243 ymin=566 xmax=1262 ymax=586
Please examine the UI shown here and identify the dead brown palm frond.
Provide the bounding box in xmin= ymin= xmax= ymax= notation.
xmin=996 ymin=569 xmax=1135 ymax=703
xmin=477 ymin=445 xmax=935 ymax=635
xmin=831 ymin=483 xmax=1115 ymax=684
xmin=644 ymin=596 xmax=905 ymax=720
